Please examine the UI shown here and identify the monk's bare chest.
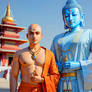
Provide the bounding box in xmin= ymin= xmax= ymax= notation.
xmin=19 ymin=50 xmax=45 ymax=67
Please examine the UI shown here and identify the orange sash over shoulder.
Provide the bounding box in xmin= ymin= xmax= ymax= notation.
xmin=42 ymin=48 xmax=60 ymax=92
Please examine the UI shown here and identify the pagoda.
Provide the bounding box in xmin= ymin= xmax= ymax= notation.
xmin=0 ymin=4 xmax=28 ymax=67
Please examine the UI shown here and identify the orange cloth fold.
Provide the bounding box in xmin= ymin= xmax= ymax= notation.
xmin=42 ymin=75 xmax=59 ymax=92
xmin=42 ymin=48 xmax=60 ymax=92
xmin=18 ymin=81 xmax=43 ymax=92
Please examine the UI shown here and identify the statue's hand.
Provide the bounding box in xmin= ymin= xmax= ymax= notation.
xmin=63 ymin=61 xmax=81 ymax=70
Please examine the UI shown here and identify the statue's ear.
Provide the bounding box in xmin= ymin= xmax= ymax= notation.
xmin=80 ymin=13 xmax=85 ymax=27
xmin=63 ymin=15 xmax=69 ymax=29
xmin=64 ymin=23 xmax=69 ymax=29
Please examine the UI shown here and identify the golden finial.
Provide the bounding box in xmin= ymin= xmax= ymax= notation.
xmin=64 ymin=55 xmax=68 ymax=62
xmin=6 ymin=3 xmax=11 ymax=16
xmin=2 ymin=3 xmax=14 ymax=23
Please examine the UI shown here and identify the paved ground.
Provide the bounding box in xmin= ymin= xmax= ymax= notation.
xmin=0 ymin=78 xmax=20 ymax=92
xmin=0 ymin=78 xmax=10 ymax=92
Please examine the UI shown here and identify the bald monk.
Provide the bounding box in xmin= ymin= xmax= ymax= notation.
xmin=10 ymin=24 xmax=60 ymax=92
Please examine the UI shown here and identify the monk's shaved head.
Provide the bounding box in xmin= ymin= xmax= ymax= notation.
xmin=27 ymin=24 xmax=42 ymax=45
xmin=28 ymin=24 xmax=42 ymax=33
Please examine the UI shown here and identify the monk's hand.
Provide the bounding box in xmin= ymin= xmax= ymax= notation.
xmin=31 ymin=75 xmax=44 ymax=83
xmin=63 ymin=61 xmax=81 ymax=70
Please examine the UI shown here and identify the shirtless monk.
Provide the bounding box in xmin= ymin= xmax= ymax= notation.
xmin=10 ymin=24 xmax=59 ymax=92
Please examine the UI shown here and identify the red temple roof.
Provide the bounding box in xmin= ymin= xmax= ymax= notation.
xmin=0 ymin=36 xmax=28 ymax=45
xmin=0 ymin=48 xmax=16 ymax=53
xmin=0 ymin=24 xmax=25 ymax=32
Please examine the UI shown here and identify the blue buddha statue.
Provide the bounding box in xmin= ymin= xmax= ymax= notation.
xmin=51 ymin=0 xmax=92 ymax=92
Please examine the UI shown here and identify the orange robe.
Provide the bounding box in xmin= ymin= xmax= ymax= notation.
xmin=18 ymin=48 xmax=60 ymax=92
xmin=18 ymin=81 xmax=43 ymax=92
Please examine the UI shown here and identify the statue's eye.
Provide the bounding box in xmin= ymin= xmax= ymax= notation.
xmin=72 ymin=14 xmax=77 ymax=16
xmin=65 ymin=15 xmax=69 ymax=18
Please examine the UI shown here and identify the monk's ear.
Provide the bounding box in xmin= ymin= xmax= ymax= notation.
xmin=41 ymin=34 xmax=43 ymax=38
xmin=26 ymin=33 xmax=28 ymax=38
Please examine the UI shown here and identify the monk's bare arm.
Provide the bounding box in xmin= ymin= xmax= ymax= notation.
xmin=10 ymin=53 xmax=20 ymax=92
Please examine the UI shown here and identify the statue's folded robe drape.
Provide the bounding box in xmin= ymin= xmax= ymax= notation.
xmin=18 ymin=48 xmax=60 ymax=92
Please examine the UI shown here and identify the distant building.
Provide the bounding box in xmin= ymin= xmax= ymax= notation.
xmin=0 ymin=4 xmax=28 ymax=78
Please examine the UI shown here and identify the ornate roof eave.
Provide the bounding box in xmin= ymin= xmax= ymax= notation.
xmin=0 ymin=24 xmax=25 ymax=32
xmin=0 ymin=48 xmax=16 ymax=53
xmin=0 ymin=36 xmax=28 ymax=45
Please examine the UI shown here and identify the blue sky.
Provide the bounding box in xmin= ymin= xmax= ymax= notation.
xmin=0 ymin=0 xmax=92 ymax=49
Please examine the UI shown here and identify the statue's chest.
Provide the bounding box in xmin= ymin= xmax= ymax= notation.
xmin=57 ymin=31 xmax=90 ymax=61
xmin=57 ymin=31 xmax=84 ymax=61
xmin=58 ymin=33 xmax=77 ymax=52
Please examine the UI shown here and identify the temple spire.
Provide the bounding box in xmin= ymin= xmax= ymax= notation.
xmin=2 ymin=3 xmax=14 ymax=23
xmin=6 ymin=3 xmax=11 ymax=17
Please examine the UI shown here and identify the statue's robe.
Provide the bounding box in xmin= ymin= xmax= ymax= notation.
xmin=51 ymin=29 xmax=92 ymax=92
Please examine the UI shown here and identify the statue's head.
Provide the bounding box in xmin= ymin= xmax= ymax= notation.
xmin=62 ymin=0 xmax=84 ymax=29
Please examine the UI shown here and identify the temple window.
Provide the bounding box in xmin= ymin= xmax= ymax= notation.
xmin=8 ymin=57 xmax=13 ymax=66
xmin=5 ymin=41 xmax=16 ymax=46
xmin=0 ymin=40 xmax=1 ymax=47
xmin=0 ymin=28 xmax=4 ymax=35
